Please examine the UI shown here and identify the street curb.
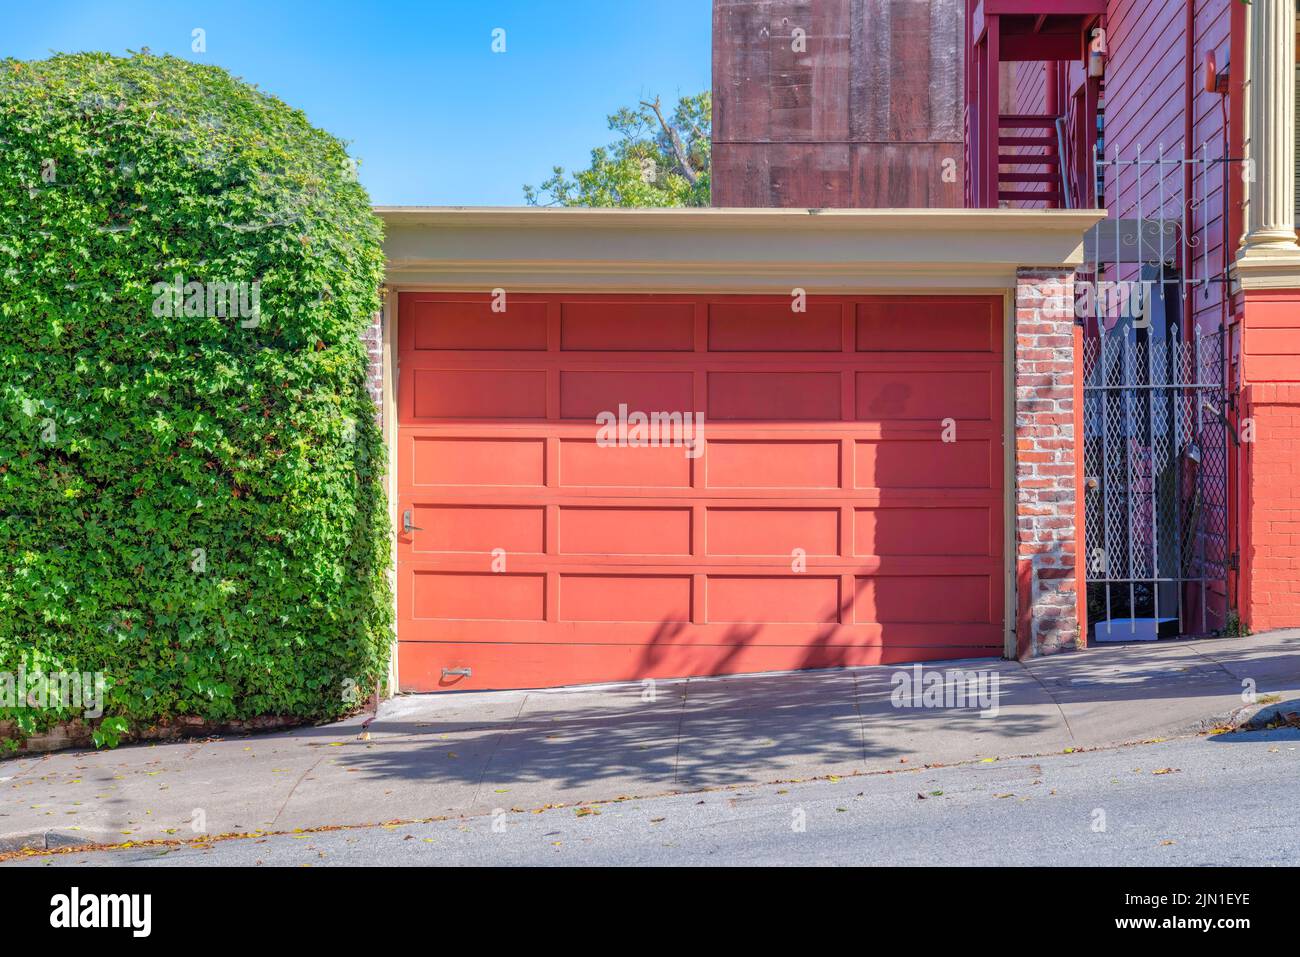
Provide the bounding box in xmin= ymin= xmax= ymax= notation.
xmin=1233 ymin=701 xmax=1300 ymax=731
xmin=1186 ymin=698 xmax=1300 ymax=734
xmin=0 ymin=829 xmax=98 ymax=854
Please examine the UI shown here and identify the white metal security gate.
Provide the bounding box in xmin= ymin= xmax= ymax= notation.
xmin=1082 ymin=323 xmax=1230 ymax=636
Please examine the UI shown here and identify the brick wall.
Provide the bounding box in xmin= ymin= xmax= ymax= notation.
xmin=1240 ymin=383 xmax=1300 ymax=631
xmin=1014 ymin=268 xmax=1081 ymax=656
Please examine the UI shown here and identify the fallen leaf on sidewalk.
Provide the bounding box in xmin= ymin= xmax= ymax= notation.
xmin=1152 ymin=768 xmax=1180 ymax=775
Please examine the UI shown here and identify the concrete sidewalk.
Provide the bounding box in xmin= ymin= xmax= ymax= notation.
xmin=4 ymin=630 xmax=1299 ymax=852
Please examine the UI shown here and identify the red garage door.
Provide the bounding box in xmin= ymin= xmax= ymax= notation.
xmin=397 ymin=293 xmax=1004 ymax=691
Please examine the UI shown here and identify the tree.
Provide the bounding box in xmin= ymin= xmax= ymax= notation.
xmin=524 ymin=91 xmax=711 ymax=207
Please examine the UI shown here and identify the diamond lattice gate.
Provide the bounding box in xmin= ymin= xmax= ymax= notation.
xmin=1082 ymin=320 xmax=1231 ymax=639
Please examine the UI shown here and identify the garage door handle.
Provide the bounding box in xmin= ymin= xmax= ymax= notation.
xmin=403 ymin=509 xmax=424 ymax=533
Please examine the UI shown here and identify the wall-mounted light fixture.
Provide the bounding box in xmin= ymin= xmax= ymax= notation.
xmin=1204 ymin=50 xmax=1230 ymax=94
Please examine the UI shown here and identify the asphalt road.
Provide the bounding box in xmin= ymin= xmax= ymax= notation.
xmin=7 ymin=728 xmax=1298 ymax=867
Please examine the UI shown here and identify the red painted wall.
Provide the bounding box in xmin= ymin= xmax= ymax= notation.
xmin=1239 ymin=292 xmax=1300 ymax=632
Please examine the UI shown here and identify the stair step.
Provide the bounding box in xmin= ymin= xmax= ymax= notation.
xmin=999 ymin=135 xmax=1057 ymax=148
xmin=998 ymin=114 xmax=1058 ymax=128
xmin=998 ymin=171 xmax=1060 ymax=183
xmin=999 ymin=189 xmax=1061 ymax=201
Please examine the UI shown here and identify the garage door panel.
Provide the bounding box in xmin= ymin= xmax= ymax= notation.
xmin=708 ymin=301 xmax=842 ymax=351
xmin=706 ymin=507 xmax=840 ymax=556
xmin=560 ymin=574 xmax=693 ymax=623
xmin=408 ymin=298 xmax=549 ymax=351
xmin=855 ymin=437 xmax=998 ymax=489
xmin=854 ymin=505 xmax=995 ymax=557
xmin=708 ymin=371 xmax=841 ymax=420
xmin=854 ymin=574 xmax=996 ymax=624
xmin=412 ymin=504 xmax=546 ymax=554
xmin=855 ymin=369 xmax=995 ymax=421
xmin=560 ymin=370 xmax=695 ymax=418
xmin=408 ymin=435 xmax=548 ymax=488
xmin=412 ymin=369 xmax=547 ymax=419
xmin=559 ymin=506 xmax=693 ymax=556
xmin=412 ymin=571 xmax=546 ymax=622
xmin=708 ymin=576 xmax=842 ymax=624
xmin=398 ymin=292 xmax=1006 ymax=692
xmin=559 ymin=438 xmax=694 ymax=488
xmin=401 ymin=617 xmax=1003 ymax=649
xmin=707 ymin=439 xmax=841 ymax=488
xmin=856 ymin=298 xmax=997 ymax=352
xmin=398 ymin=630 xmax=1003 ymax=691
xmin=561 ymin=301 xmax=696 ymax=351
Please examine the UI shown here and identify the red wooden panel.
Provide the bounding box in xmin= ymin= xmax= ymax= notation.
xmin=397 ymin=292 xmax=1005 ymax=691
xmin=707 ymin=439 xmax=841 ymax=489
xmin=856 ymin=369 xmax=994 ymax=421
xmin=559 ymin=507 xmax=692 ymax=556
xmin=412 ymin=369 xmax=546 ymax=419
xmin=854 ymin=575 xmax=990 ymax=624
xmin=559 ymin=370 xmax=695 ymax=419
xmin=561 ymin=301 xmax=695 ymax=351
xmin=561 ymin=575 xmax=692 ymax=623
xmin=411 ymin=437 xmax=545 ymax=487
xmin=708 ymin=301 xmax=842 ymax=351
xmin=408 ymin=298 xmax=547 ymax=351
xmin=708 ymin=371 xmax=841 ymax=420
xmin=707 ymin=576 xmax=841 ymax=624
xmin=559 ymin=439 xmax=693 ymax=488
xmin=857 ymin=298 xmax=997 ymax=351
xmin=413 ymin=572 xmax=546 ymax=622
xmin=707 ymin=507 xmax=840 ymax=556
xmin=413 ymin=505 xmax=545 ymax=554
xmin=855 ymin=438 xmax=995 ymax=489
xmin=854 ymin=506 xmax=992 ymax=556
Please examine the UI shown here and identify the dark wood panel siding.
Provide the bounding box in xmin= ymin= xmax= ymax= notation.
xmin=713 ymin=0 xmax=965 ymax=207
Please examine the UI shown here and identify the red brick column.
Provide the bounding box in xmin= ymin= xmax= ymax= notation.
xmin=1239 ymin=382 xmax=1300 ymax=631
xmin=1014 ymin=268 xmax=1081 ymax=657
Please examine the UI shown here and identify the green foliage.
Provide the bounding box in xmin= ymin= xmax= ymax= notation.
xmin=525 ymin=91 xmax=711 ymax=207
xmin=0 ymin=52 xmax=392 ymax=748
xmin=1219 ymin=610 xmax=1251 ymax=639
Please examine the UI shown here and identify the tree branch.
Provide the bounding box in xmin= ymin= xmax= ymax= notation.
xmin=640 ymin=97 xmax=698 ymax=186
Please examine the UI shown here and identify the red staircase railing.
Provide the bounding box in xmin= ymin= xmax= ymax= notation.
xmin=997 ymin=114 xmax=1063 ymax=205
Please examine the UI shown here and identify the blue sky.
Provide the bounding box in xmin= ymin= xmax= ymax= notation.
xmin=1 ymin=0 xmax=711 ymax=205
